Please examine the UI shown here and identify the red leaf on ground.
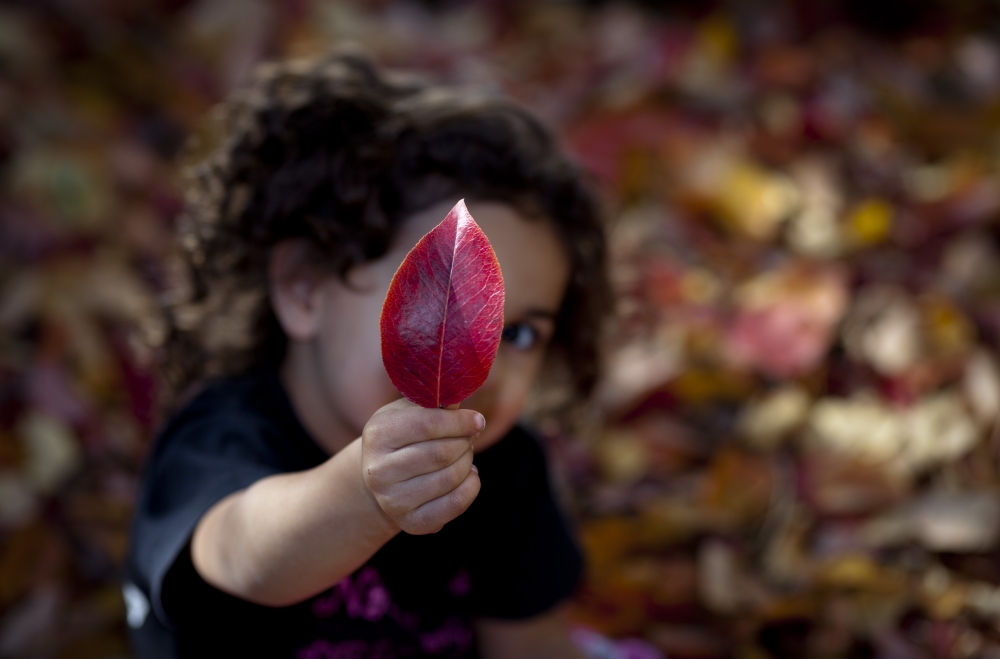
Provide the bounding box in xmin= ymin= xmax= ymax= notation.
xmin=380 ymin=200 xmax=505 ymax=408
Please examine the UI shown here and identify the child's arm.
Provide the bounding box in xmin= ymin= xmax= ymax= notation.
xmin=190 ymin=399 xmax=483 ymax=606
xmin=477 ymin=606 xmax=587 ymax=659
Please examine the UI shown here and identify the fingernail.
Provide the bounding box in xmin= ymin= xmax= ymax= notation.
xmin=474 ymin=413 xmax=485 ymax=431
xmin=471 ymin=464 xmax=479 ymax=474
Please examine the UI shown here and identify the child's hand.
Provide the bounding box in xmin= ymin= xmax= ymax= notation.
xmin=361 ymin=399 xmax=483 ymax=535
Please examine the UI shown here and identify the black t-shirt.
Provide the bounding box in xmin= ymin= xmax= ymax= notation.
xmin=125 ymin=369 xmax=583 ymax=658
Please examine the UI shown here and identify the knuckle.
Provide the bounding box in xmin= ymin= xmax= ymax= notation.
xmin=444 ymin=488 xmax=468 ymax=519
xmin=415 ymin=412 xmax=438 ymax=439
xmin=380 ymin=496 xmax=406 ymax=521
xmin=374 ymin=483 xmax=403 ymax=510
xmin=436 ymin=463 xmax=464 ymax=493
xmin=374 ymin=494 xmax=392 ymax=517
xmin=362 ymin=420 xmax=383 ymax=446
xmin=403 ymin=512 xmax=433 ymax=536
xmin=429 ymin=442 xmax=451 ymax=469
xmin=363 ymin=416 xmax=380 ymax=436
xmin=415 ymin=523 xmax=438 ymax=536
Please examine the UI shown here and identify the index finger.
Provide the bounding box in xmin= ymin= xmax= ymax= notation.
xmin=366 ymin=399 xmax=485 ymax=450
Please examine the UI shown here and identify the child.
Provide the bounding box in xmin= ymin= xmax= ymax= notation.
xmin=125 ymin=52 xmax=610 ymax=659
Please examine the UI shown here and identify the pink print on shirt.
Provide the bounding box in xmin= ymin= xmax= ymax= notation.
xmin=312 ymin=567 xmax=391 ymax=621
xmin=447 ymin=569 xmax=471 ymax=598
xmin=418 ymin=617 xmax=473 ymax=655
xmin=303 ymin=566 xmax=474 ymax=657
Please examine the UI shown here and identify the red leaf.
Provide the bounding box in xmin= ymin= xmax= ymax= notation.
xmin=380 ymin=200 xmax=505 ymax=408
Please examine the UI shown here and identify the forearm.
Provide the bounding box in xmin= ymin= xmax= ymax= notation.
xmin=191 ymin=437 xmax=399 ymax=606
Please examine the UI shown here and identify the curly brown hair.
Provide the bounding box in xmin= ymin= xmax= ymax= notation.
xmin=164 ymin=52 xmax=610 ymax=408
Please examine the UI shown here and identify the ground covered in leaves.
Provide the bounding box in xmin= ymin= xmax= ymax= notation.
xmin=3 ymin=1 xmax=1000 ymax=657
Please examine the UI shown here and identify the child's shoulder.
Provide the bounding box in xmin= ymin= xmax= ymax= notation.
xmin=151 ymin=369 xmax=325 ymax=472
xmin=156 ymin=372 xmax=267 ymax=444
xmin=170 ymin=370 xmax=271 ymax=421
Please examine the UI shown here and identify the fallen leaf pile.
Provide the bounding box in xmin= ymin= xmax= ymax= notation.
xmin=2 ymin=2 xmax=1000 ymax=658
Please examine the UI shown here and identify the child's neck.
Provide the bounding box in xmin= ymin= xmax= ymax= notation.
xmin=280 ymin=345 xmax=356 ymax=455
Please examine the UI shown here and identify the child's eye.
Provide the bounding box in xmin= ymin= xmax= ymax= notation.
xmin=501 ymin=323 xmax=538 ymax=351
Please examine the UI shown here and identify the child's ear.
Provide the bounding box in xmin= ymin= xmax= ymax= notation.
xmin=269 ymin=240 xmax=327 ymax=342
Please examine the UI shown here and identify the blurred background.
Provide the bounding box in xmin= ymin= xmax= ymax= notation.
xmin=4 ymin=0 xmax=1000 ymax=657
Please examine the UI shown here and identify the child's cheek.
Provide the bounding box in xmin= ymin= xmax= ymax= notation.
xmin=319 ymin=277 xmax=402 ymax=435
xmin=470 ymin=347 xmax=549 ymax=450
xmin=319 ymin=328 xmax=399 ymax=439
xmin=347 ymin=362 xmax=401 ymax=431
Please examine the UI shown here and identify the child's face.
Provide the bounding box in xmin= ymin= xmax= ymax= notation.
xmin=299 ymin=200 xmax=569 ymax=452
